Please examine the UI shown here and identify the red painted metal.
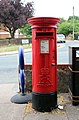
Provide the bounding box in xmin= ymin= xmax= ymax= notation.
xmin=28 ymin=17 xmax=60 ymax=93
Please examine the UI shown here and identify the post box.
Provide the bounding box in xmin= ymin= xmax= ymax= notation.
xmin=28 ymin=17 xmax=60 ymax=112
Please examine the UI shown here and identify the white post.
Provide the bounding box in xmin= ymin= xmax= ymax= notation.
xmin=73 ymin=6 xmax=74 ymax=40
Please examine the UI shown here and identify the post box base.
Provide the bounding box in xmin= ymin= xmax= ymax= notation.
xmin=32 ymin=92 xmax=57 ymax=112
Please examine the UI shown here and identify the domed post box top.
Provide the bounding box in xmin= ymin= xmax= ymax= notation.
xmin=28 ymin=17 xmax=60 ymax=28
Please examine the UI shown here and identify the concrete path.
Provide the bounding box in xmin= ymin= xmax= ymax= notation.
xmin=0 ymin=83 xmax=79 ymax=120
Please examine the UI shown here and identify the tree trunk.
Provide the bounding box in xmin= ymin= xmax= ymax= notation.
xmin=9 ymin=28 xmax=15 ymax=39
xmin=10 ymin=30 xmax=15 ymax=39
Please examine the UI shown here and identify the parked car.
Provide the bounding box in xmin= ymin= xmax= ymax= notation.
xmin=57 ymin=34 xmax=66 ymax=43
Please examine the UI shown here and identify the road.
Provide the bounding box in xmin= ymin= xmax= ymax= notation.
xmin=0 ymin=40 xmax=79 ymax=84
xmin=0 ymin=54 xmax=18 ymax=84
xmin=57 ymin=40 xmax=79 ymax=64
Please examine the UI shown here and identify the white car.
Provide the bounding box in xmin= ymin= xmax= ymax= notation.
xmin=57 ymin=34 xmax=66 ymax=43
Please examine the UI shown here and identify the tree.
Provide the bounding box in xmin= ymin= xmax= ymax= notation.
xmin=57 ymin=21 xmax=73 ymax=36
xmin=57 ymin=16 xmax=79 ymax=37
xmin=20 ymin=23 xmax=32 ymax=37
xmin=68 ymin=16 xmax=79 ymax=21
xmin=59 ymin=17 xmax=66 ymax=24
xmin=0 ymin=0 xmax=34 ymax=38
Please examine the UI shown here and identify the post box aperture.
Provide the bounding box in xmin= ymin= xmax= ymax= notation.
xmin=28 ymin=17 xmax=60 ymax=112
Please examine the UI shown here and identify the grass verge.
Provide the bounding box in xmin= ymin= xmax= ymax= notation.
xmin=0 ymin=44 xmax=32 ymax=53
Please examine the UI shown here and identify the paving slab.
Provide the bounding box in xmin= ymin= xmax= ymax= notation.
xmin=0 ymin=83 xmax=79 ymax=120
xmin=66 ymin=104 xmax=79 ymax=120
xmin=0 ymin=84 xmax=26 ymax=120
xmin=0 ymin=84 xmax=18 ymax=104
xmin=24 ymin=110 xmax=68 ymax=120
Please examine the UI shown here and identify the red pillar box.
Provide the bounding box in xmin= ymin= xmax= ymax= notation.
xmin=28 ymin=17 xmax=60 ymax=112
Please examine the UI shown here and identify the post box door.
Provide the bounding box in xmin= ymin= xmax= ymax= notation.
xmin=32 ymin=32 xmax=57 ymax=93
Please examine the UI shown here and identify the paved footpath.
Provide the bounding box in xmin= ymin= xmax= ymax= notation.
xmin=0 ymin=83 xmax=79 ymax=120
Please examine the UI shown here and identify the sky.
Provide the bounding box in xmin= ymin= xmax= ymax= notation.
xmin=22 ymin=0 xmax=79 ymax=20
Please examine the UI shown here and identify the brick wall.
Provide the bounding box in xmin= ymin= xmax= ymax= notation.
xmin=19 ymin=64 xmax=70 ymax=93
xmin=0 ymin=38 xmax=32 ymax=46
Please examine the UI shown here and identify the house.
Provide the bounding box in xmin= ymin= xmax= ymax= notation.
xmin=0 ymin=25 xmax=26 ymax=39
xmin=0 ymin=25 xmax=10 ymax=39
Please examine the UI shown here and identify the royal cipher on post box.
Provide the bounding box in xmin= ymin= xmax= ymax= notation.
xmin=28 ymin=17 xmax=60 ymax=112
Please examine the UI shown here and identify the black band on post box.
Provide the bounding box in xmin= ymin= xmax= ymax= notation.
xmin=32 ymin=92 xmax=57 ymax=112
